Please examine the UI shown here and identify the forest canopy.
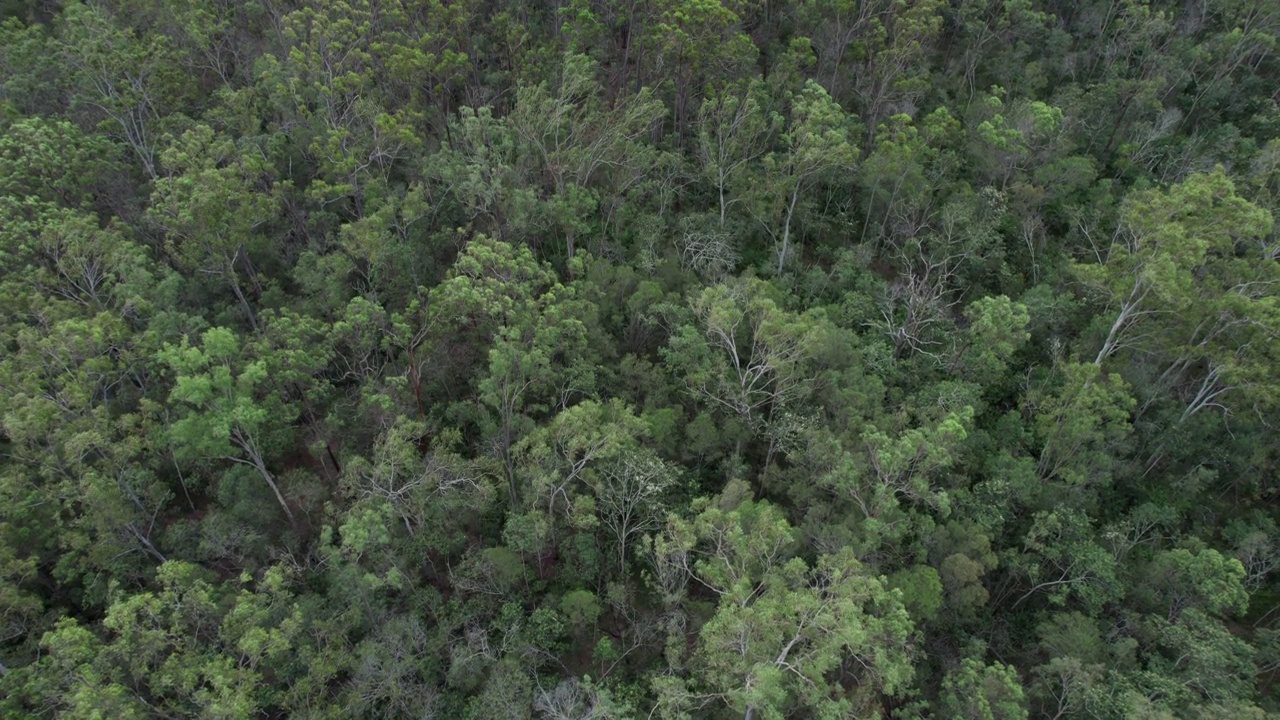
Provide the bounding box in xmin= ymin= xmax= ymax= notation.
xmin=1 ymin=0 xmax=1279 ymax=718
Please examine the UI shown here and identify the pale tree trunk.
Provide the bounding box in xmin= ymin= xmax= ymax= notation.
xmin=1094 ymin=281 xmax=1150 ymax=365
xmin=497 ymin=375 xmax=527 ymax=506
xmin=231 ymin=429 xmax=295 ymax=525
xmin=1180 ymin=365 xmax=1228 ymax=423
xmin=126 ymin=523 xmax=167 ymax=564
xmin=215 ymin=250 xmax=259 ymax=333
xmin=743 ymin=630 xmax=805 ymax=720
xmin=555 ymin=176 xmax=577 ymax=264
xmin=719 ymin=180 xmax=729 ymax=228
xmin=227 ymin=269 xmax=259 ymax=333
xmin=777 ymin=185 xmax=801 ymax=275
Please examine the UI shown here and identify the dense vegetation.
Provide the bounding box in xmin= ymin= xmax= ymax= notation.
xmin=0 ymin=0 xmax=1278 ymax=717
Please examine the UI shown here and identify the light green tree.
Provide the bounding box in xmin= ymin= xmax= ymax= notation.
xmin=756 ymin=81 xmax=857 ymax=274
xmin=645 ymin=0 xmax=757 ymax=136
xmin=654 ymin=483 xmax=915 ymax=719
xmin=430 ymin=236 xmax=596 ymax=501
xmin=1077 ymin=170 xmax=1276 ymax=421
xmin=149 ymin=125 xmax=276 ymax=331
xmin=695 ymin=80 xmax=776 ymax=229
xmin=662 ymin=277 xmax=824 ymax=429
xmin=508 ymin=52 xmax=664 ymax=260
xmin=1026 ymin=362 xmax=1135 ymax=492
xmin=58 ymin=1 xmax=192 ymax=179
xmin=939 ymin=657 xmax=1029 ymax=720
xmin=162 ymin=327 xmax=297 ymax=524
xmin=28 ymin=561 xmax=302 ymax=718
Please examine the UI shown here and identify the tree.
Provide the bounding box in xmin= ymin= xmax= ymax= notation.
xmin=534 ymin=676 xmax=634 ymax=720
xmin=967 ymin=91 xmax=1065 ymax=191
xmin=939 ymin=657 xmax=1029 ymax=720
xmin=855 ymin=108 xmax=960 ymax=249
xmin=756 ymin=80 xmax=857 ymax=274
xmin=655 ymin=483 xmax=915 ymax=719
xmin=1012 ymin=509 xmax=1123 ymax=613
xmin=1026 ymin=362 xmax=1135 ymax=494
xmin=515 ymin=399 xmax=677 ymax=575
xmin=862 ymin=407 xmax=971 ymax=516
xmin=0 ymin=198 xmax=175 ymax=617
xmin=695 ymin=80 xmax=775 ymax=229
xmin=850 ymin=0 xmax=943 ymax=141
xmin=0 ymin=116 xmax=114 ymax=210
xmin=58 ymin=1 xmax=192 ymax=179
xmin=1076 ymin=170 xmax=1276 ymax=421
xmin=430 ymin=235 xmax=596 ymax=501
xmin=162 ymin=327 xmax=298 ymax=524
xmin=793 ymin=0 xmax=879 ymax=104
xmin=662 ymin=277 xmax=824 ymax=430
xmin=148 ymin=125 xmax=276 ymax=331
xmin=430 ymin=106 xmax=534 ymax=243
xmin=22 ymin=561 xmax=302 ymax=718
xmin=949 ymin=295 xmax=1031 ymax=385
xmin=948 ymin=0 xmax=1053 ymax=99
xmin=342 ymin=416 xmax=494 ymax=552
xmin=508 ymin=52 xmax=664 ymax=260
xmin=592 ymin=450 xmax=678 ymax=575
xmin=644 ymin=0 xmax=756 ymax=137
xmin=258 ymin=0 xmax=425 ymax=219
xmin=1136 ymin=546 xmax=1249 ymax=622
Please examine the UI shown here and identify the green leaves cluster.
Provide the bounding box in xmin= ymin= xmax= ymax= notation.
xmin=3 ymin=1 xmax=1280 ymax=718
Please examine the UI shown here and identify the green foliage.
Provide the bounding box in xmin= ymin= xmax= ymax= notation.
xmin=1026 ymin=362 xmax=1135 ymax=494
xmin=663 ymin=276 xmax=826 ymax=427
xmin=506 ymin=51 xmax=664 ymax=258
xmin=953 ymin=295 xmax=1031 ymax=385
xmin=2 ymin=2 xmax=1280 ymax=717
xmin=756 ymin=80 xmax=857 ymax=273
xmin=657 ymin=484 xmax=915 ymax=718
xmin=22 ymin=562 xmax=302 ymax=718
xmin=939 ymin=658 xmax=1029 ymax=720
xmin=162 ymin=326 xmax=309 ymax=524
xmin=887 ymin=565 xmax=943 ymax=623
xmin=1138 ymin=546 xmax=1249 ymax=619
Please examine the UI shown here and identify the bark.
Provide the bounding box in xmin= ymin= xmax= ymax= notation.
xmin=777 ymin=184 xmax=801 ymax=275
xmin=1094 ymin=281 xmax=1150 ymax=365
xmin=226 ymin=257 xmax=260 ymax=333
xmin=231 ymin=429 xmax=296 ymax=525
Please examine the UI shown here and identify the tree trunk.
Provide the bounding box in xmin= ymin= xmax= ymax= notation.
xmin=406 ymin=345 xmax=426 ymax=420
xmin=778 ymin=185 xmax=801 ymax=275
xmin=232 ymin=430 xmax=296 ymax=525
xmin=226 ymin=262 xmax=260 ymax=333
xmin=126 ymin=523 xmax=167 ymax=564
xmin=719 ymin=181 xmax=729 ymax=228
xmin=1094 ymin=281 xmax=1149 ymax=365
